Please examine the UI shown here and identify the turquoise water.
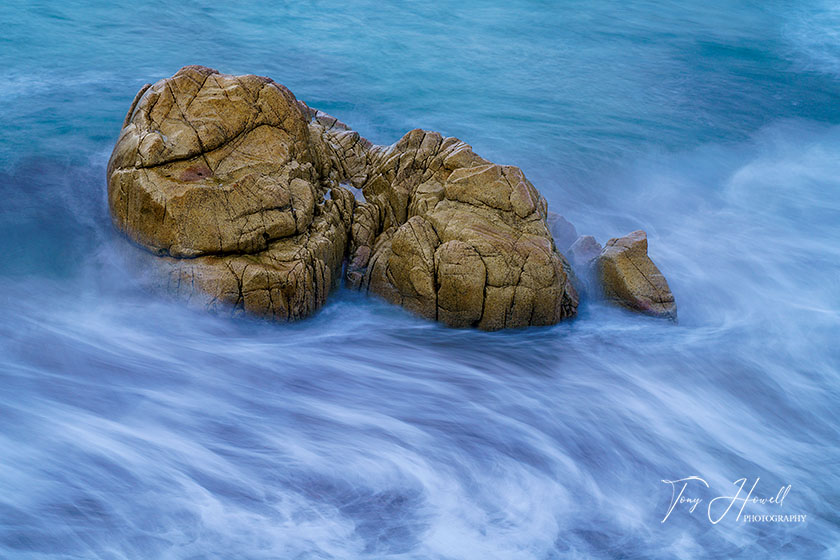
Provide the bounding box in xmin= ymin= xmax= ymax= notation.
xmin=1 ymin=1 xmax=839 ymax=558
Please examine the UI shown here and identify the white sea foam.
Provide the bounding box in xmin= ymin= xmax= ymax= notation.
xmin=1 ymin=1 xmax=839 ymax=557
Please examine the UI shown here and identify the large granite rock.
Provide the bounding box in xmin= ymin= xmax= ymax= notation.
xmin=596 ymin=230 xmax=677 ymax=321
xmin=107 ymin=66 xmax=578 ymax=329
xmin=348 ymin=130 xmax=578 ymax=329
xmin=108 ymin=65 xmax=355 ymax=320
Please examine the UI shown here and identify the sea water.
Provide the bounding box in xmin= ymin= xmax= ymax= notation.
xmin=0 ymin=1 xmax=838 ymax=558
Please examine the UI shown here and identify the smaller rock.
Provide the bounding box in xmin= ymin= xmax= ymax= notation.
xmin=568 ymin=235 xmax=602 ymax=268
xmin=597 ymin=230 xmax=677 ymax=321
xmin=547 ymin=212 xmax=578 ymax=252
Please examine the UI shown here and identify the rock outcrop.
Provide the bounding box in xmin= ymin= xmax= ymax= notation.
xmin=348 ymin=130 xmax=578 ymax=329
xmin=108 ymin=65 xmax=354 ymax=320
xmin=107 ymin=66 xmax=578 ymax=329
xmin=596 ymin=230 xmax=677 ymax=321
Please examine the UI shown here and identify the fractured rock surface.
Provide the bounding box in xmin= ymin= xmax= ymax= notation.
xmin=351 ymin=130 xmax=577 ymax=329
xmin=108 ymin=65 xmax=356 ymax=320
xmin=107 ymin=66 xmax=578 ymax=328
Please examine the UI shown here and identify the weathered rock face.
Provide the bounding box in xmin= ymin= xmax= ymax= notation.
xmin=108 ymin=65 xmax=354 ymax=320
xmin=346 ymin=130 xmax=578 ymax=329
xmin=108 ymin=66 xmax=578 ymax=328
xmin=109 ymin=65 xmax=322 ymax=258
xmin=596 ymin=230 xmax=677 ymax=321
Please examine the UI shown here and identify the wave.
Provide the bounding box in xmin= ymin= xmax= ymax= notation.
xmin=1 ymin=116 xmax=838 ymax=557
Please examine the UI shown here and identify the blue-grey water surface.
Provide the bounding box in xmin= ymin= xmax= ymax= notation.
xmin=1 ymin=1 xmax=839 ymax=558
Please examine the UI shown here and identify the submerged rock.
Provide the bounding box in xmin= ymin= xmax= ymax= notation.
xmin=596 ymin=230 xmax=677 ymax=321
xmin=108 ymin=66 xmax=578 ymax=329
xmin=562 ymin=234 xmax=603 ymax=298
xmin=568 ymin=235 xmax=602 ymax=268
xmin=547 ymin=212 xmax=578 ymax=253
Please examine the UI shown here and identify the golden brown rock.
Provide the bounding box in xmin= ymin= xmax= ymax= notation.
xmin=352 ymin=129 xmax=578 ymax=330
xmin=108 ymin=65 xmax=320 ymax=258
xmin=108 ymin=66 xmax=578 ymax=328
xmin=596 ymin=230 xmax=677 ymax=321
xmin=107 ymin=66 xmax=355 ymax=320
xmin=162 ymin=190 xmax=353 ymax=320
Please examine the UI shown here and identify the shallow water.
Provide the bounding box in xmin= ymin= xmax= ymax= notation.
xmin=1 ymin=1 xmax=839 ymax=558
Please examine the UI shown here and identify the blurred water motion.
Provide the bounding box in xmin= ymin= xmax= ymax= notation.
xmin=0 ymin=1 xmax=839 ymax=557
